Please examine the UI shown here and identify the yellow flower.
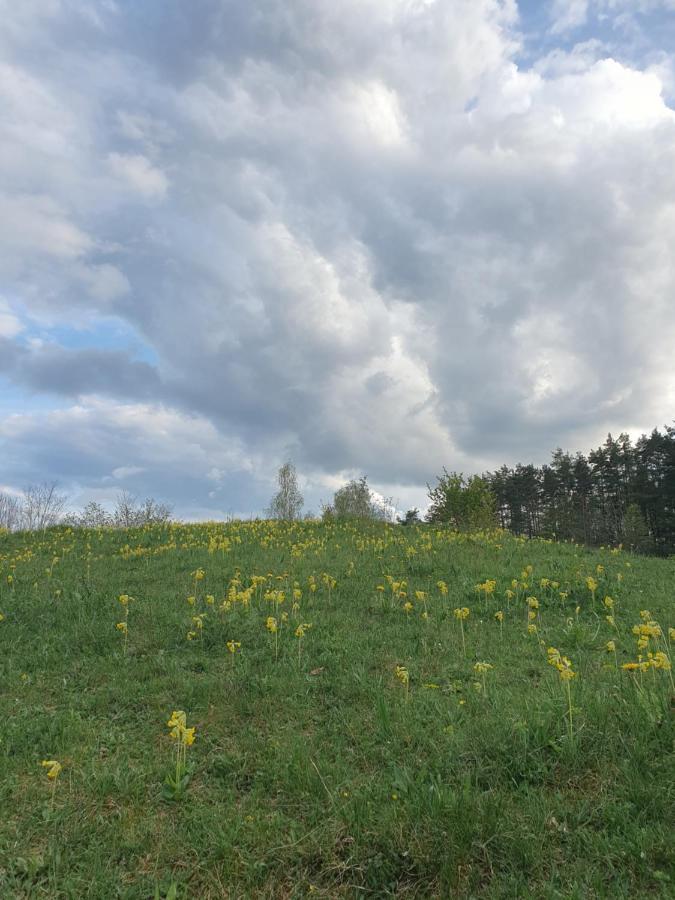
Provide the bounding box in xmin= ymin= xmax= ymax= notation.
xmin=436 ymin=580 xmax=448 ymax=595
xmin=473 ymin=661 xmax=493 ymax=675
xmin=205 ymin=594 xmax=215 ymax=606
xmin=41 ymin=759 xmax=62 ymax=780
xmin=118 ymin=594 xmax=132 ymax=607
xmin=295 ymin=623 xmax=312 ymax=638
xmin=528 ymin=610 xmax=537 ymax=622
xmin=115 ymin=621 xmax=127 ymax=634
xmin=167 ymin=710 xmax=187 ymax=737
xmin=226 ymin=640 xmax=241 ymax=654
xmin=266 ymin=616 xmax=278 ymax=634
xmin=394 ymin=665 xmax=409 ymax=685
xmin=603 ymin=596 xmax=613 ymax=609
xmin=651 ymin=651 xmax=671 ymax=671
xmin=606 ymin=640 xmax=616 ymax=653
xmin=527 ymin=623 xmax=537 ymax=635
xmin=527 ymin=597 xmax=539 ymax=609
xmin=453 ymin=607 xmax=470 ymax=621
xmin=403 ymin=601 xmax=413 ymax=614
xmin=415 ymin=590 xmax=427 ymax=602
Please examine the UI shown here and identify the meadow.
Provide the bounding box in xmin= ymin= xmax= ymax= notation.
xmin=0 ymin=520 xmax=673 ymax=898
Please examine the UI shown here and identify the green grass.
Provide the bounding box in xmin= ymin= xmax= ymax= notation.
xmin=0 ymin=521 xmax=673 ymax=898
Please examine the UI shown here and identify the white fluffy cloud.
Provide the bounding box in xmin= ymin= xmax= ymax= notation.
xmin=0 ymin=0 xmax=674 ymax=515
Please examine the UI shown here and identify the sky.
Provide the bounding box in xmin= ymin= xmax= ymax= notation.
xmin=1 ymin=0 xmax=675 ymax=519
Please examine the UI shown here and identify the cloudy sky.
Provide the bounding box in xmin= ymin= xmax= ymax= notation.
xmin=1 ymin=0 xmax=674 ymax=518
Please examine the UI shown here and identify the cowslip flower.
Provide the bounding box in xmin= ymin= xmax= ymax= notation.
xmin=473 ymin=661 xmax=493 ymax=695
xmin=394 ymin=665 xmax=410 ymax=701
xmin=41 ymin=759 xmax=62 ymax=780
xmin=547 ymin=648 xmax=576 ymax=740
xmin=453 ymin=607 xmax=470 ymax=654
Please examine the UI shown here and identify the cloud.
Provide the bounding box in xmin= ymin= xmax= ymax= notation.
xmin=108 ymin=153 xmax=169 ymax=200
xmin=0 ymin=299 xmax=23 ymax=338
xmin=0 ymin=0 xmax=674 ymax=516
xmin=550 ymin=0 xmax=589 ymax=34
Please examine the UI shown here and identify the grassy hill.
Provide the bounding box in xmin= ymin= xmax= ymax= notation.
xmin=0 ymin=521 xmax=673 ymax=898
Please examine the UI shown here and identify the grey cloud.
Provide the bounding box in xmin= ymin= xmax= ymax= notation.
xmin=0 ymin=0 xmax=674 ymax=514
xmin=0 ymin=339 xmax=161 ymax=399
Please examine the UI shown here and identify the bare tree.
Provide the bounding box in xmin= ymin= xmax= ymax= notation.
xmin=0 ymin=492 xmax=21 ymax=531
xmin=20 ymin=482 xmax=68 ymax=531
xmin=113 ymin=491 xmax=173 ymax=527
xmin=65 ymin=501 xmax=113 ymax=528
xmin=267 ymin=462 xmax=304 ymax=521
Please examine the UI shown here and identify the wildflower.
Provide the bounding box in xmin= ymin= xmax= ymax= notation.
xmin=41 ymin=759 xmax=62 ymax=780
xmin=527 ymin=623 xmax=537 ymax=635
xmin=165 ymin=710 xmax=196 ymax=799
xmin=454 ymin=607 xmax=469 ymax=655
xmin=41 ymin=759 xmax=62 ymax=807
xmin=118 ymin=594 xmax=131 ymax=607
xmin=403 ymin=601 xmax=413 ymax=615
xmin=167 ymin=710 xmax=187 ymax=739
xmin=436 ymin=580 xmax=448 ymax=595
xmin=395 ymin=665 xmax=410 ymax=701
xmin=651 ymin=651 xmax=671 ymax=671
xmin=586 ymin=577 xmax=598 ymax=600
xmin=603 ymin=596 xmax=613 ymax=610
xmin=606 ymin=640 xmax=616 ymax=653
xmin=115 ymin=621 xmax=127 ymax=634
xmin=206 ymin=594 xmax=215 ymax=606
xmin=495 ymin=610 xmax=504 ymax=622
xmin=187 ymin=596 xmax=196 ymax=607
xmin=473 ymin=661 xmax=493 ymax=695
xmin=226 ymin=640 xmax=241 ymax=654
xmin=547 ymin=648 xmax=576 ymax=740
xmin=266 ymin=616 xmax=278 ymax=633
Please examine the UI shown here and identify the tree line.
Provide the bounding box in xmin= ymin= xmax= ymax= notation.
xmin=4 ymin=424 xmax=675 ymax=554
xmin=427 ymin=426 xmax=675 ymax=555
xmin=0 ymin=485 xmax=173 ymax=533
